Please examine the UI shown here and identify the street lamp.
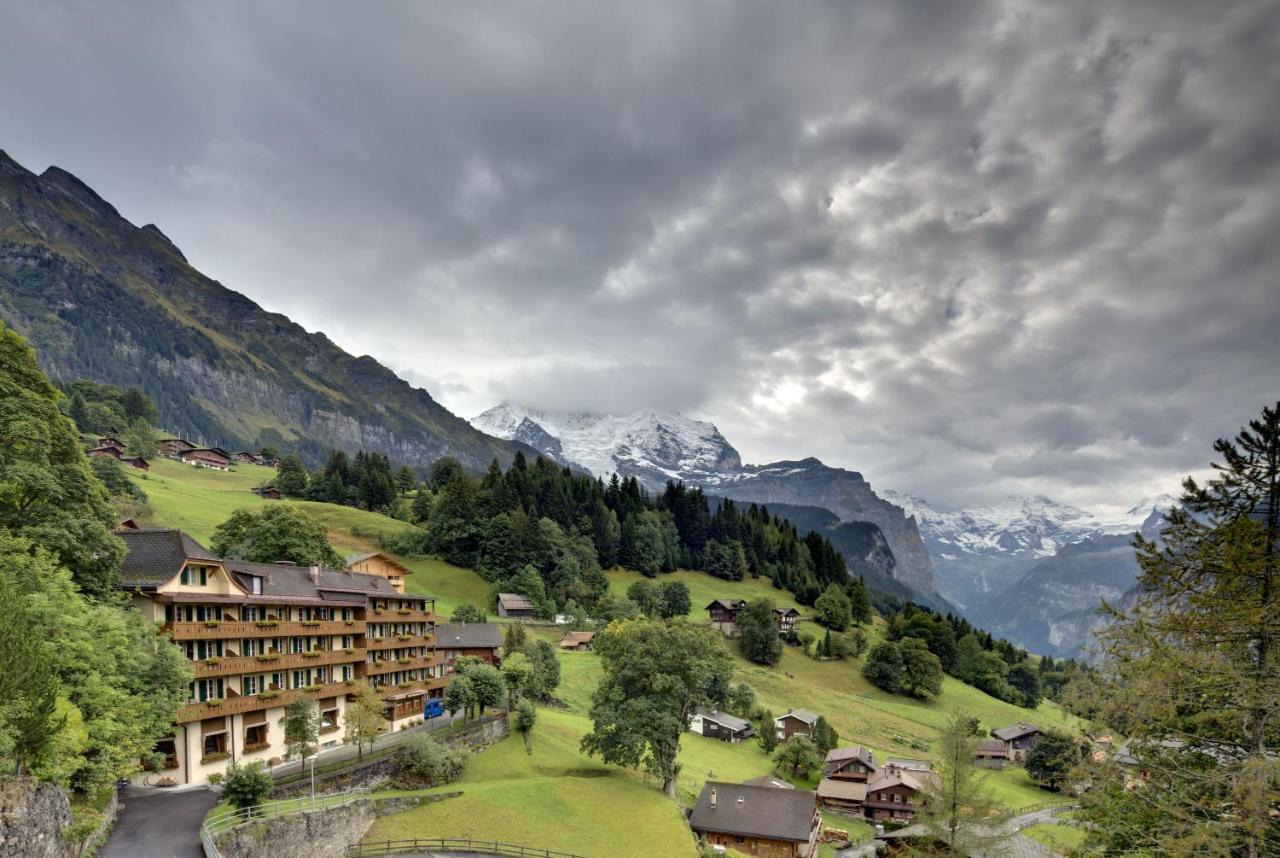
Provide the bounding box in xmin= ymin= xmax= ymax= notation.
xmin=305 ymin=754 xmax=318 ymax=803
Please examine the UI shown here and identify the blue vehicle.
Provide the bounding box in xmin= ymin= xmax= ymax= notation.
xmin=424 ymin=698 xmax=445 ymax=719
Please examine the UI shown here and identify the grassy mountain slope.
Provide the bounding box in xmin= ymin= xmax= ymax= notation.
xmin=0 ymin=150 xmax=533 ymax=471
xmin=136 ymin=461 xmax=1073 ymax=853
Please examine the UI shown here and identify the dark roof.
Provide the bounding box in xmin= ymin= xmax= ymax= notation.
xmin=222 ymin=559 xmax=416 ymax=602
xmin=345 ymin=551 xmax=411 ymax=573
xmin=825 ymin=746 xmax=877 ymax=769
xmin=689 ymin=782 xmax=816 ymax=843
xmin=118 ymin=529 xmax=222 ymax=588
xmin=497 ymin=593 xmax=534 ymax=610
xmin=778 ymin=708 xmax=820 ymax=725
xmin=435 ymin=622 xmax=504 ymax=649
xmin=773 ymin=607 xmax=801 ymax=617
xmin=706 ymin=598 xmax=746 ymax=611
xmin=976 ymin=739 xmax=1007 ymax=756
xmin=183 ymin=447 xmax=230 ymax=459
xmin=992 ymin=722 xmax=1042 ymax=741
xmin=744 ymin=774 xmax=795 ymax=790
xmin=883 ymin=757 xmax=933 ymax=772
xmin=694 ymin=706 xmax=752 ymax=733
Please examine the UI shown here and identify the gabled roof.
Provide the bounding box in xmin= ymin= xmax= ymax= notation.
xmin=689 ymin=782 xmax=816 ymax=844
xmin=883 ymin=758 xmax=933 ymax=773
xmin=744 ymin=774 xmax=796 ymax=790
xmin=992 ymin=722 xmax=1042 ymax=741
xmin=773 ymin=607 xmax=801 ymax=617
xmin=694 ymin=706 xmax=752 ymax=733
xmin=817 ymin=777 xmax=868 ymax=802
xmin=777 ymin=708 xmax=820 ymax=725
xmin=867 ymin=769 xmax=926 ymax=793
xmin=559 ymin=631 xmax=595 ymax=647
xmin=182 ymin=446 xmax=231 ymax=458
xmin=825 ymin=746 xmax=877 ymax=769
xmin=975 ymin=739 xmax=1007 ymax=756
xmin=497 ymin=592 xmax=534 ymax=610
xmin=118 ymin=529 xmax=222 ymax=589
xmin=222 ymin=559 xmax=416 ymax=603
xmin=345 ymin=551 xmax=411 ymax=573
xmin=706 ymin=598 xmax=746 ymax=611
xmin=435 ymin=622 xmax=504 ymax=649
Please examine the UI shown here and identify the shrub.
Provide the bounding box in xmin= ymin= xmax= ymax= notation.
xmin=221 ymin=761 xmax=273 ymax=812
xmin=395 ymin=734 xmax=467 ymax=787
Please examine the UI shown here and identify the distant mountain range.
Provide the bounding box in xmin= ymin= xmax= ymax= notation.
xmin=0 ymin=150 xmax=535 ymax=470
xmin=472 ymin=403 xmax=946 ymax=608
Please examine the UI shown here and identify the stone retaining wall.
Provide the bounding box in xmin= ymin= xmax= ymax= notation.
xmin=0 ymin=777 xmax=73 ymax=858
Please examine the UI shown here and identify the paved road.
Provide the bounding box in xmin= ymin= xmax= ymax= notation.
xmin=270 ymin=710 xmax=469 ymax=780
xmin=100 ymin=785 xmax=218 ymax=858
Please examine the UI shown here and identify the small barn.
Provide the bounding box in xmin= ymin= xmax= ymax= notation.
xmin=975 ymin=738 xmax=1008 ymax=769
xmin=559 ymin=631 xmax=596 ymax=651
xmin=991 ymin=722 xmax=1043 ymax=763
xmin=496 ymin=592 xmax=535 ymax=619
xmin=689 ymin=706 xmax=755 ymax=743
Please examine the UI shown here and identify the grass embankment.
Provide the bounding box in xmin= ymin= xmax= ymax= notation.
xmin=1024 ymin=821 xmax=1087 ymax=852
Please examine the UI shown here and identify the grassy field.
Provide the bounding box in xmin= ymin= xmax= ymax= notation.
xmin=1023 ymin=821 xmax=1087 ymax=852
xmin=606 ymin=567 xmax=808 ymax=618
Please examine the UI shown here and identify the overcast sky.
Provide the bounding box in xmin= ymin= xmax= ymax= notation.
xmin=2 ymin=1 xmax=1277 ymax=512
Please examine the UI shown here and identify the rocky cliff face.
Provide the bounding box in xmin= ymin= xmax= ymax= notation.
xmin=0 ymin=150 xmax=535 ymax=471
xmin=0 ymin=777 xmax=74 ymax=858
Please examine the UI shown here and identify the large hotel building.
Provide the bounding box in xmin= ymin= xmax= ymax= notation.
xmin=118 ymin=529 xmax=452 ymax=785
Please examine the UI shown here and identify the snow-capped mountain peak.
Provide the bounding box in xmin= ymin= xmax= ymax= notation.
xmin=470 ymin=403 xmax=742 ymax=484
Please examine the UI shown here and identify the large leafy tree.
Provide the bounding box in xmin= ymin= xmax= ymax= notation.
xmin=211 ymin=505 xmax=344 ymax=568
xmin=899 ymin=637 xmax=944 ymax=698
xmin=1025 ymin=732 xmax=1084 ymax=792
xmin=813 ymin=584 xmax=852 ymax=631
xmin=343 ymin=684 xmax=386 ymax=761
xmin=581 ymin=619 xmax=732 ymax=796
xmin=0 ymin=324 xmax=125 ymax=597
xmin=736 ymin=598 xmax=783 ymax=665
xmin=275 ymin=453 xmax=309 ymax=497
xmin=774 ymin=735 xmax=821 ymax=779
xmin=1081 ymin=402 xmax=1280 ymax=856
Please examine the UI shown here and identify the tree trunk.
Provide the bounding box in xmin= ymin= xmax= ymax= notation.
xmin=662 ymin=775 xmax=676 ymax=797
xmin=523 ymin=730 xmax=531 ymax=755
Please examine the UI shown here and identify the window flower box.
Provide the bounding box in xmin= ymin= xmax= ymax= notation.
xmin=301 ymin=651 xmax=321 ymax=659
xmin=200 ymin=752 xmax=230 ymax=764
xmin=303 ymin=684 xmax=324 ymax=693
xmin=258 ymin=690 xmax=281 ymax=700
xmin=395 ymin=634 xmax=412 ymax=641
xmin=373 ymin=608 xmax=384 ymax=615
xmin=344 ymin=619 xmax=356 ymax=626
xmin=255 ymin=620 xmax=279 ymax=628
xmin=343 ymin=648 xmax=355 ymax=654
xmin=203 ymin=620 xmax=221 ymax=628
xmin=255 ymin=654 xmax=280 ymax=662
xmin=397 ymin=609 xmax=411 ymax=616
xmin=206 ymin=698 xmax=224 ymax=707
xmin=397 ymin=658 xmax=412 ymax=665
xmin=397 ymin=683 xmax=411 ymax=690
xmin=300 ymin=620 xmax=321 ymax=627
xmin=243 ymin=742 xmax=270 ymax=754
xmin=201 ymin=657 xmax=222 ymax=666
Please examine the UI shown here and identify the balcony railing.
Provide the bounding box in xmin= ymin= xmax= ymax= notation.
xmin=163 ymin=619 xmax=361 ymax=640
xmin=363 ymin=655 xmax=433 ymax=676
xmin=193 ymin=648 xmax=367 ymax=677
xmin=365 ymin=634 xmax=430 ymax=651
xmin=178 ymin=679 xmax=360 ymax=721
xmin=368 ymin=608 xmax=436 ymax=622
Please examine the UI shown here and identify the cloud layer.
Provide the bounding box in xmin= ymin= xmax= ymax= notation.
xmin=2 ymin=0 xmax=1277 ymax=510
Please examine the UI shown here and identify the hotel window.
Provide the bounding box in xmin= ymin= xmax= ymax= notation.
xmin=340 ymin=665 xmax=352 ymax=681
xmin=270 ymin=672 xmax=284 ymax=690
xmin=315 ymin=667 xmax=327 ymax=684
xmin=243 ymin=606 xmax=258 ymax=622
xmin=243 ymin=675 xmax=260 ymax=696
xmin=195 ymin=678 xmax=223 ymax=702
xmin=292 ymin=670 xmax=306 ymax=689
xmin=291 ymin=637 xmax=304 ymax=654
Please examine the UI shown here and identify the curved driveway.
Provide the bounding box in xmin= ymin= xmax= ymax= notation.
xmin=99 ymin=785 xmax=218 ymax=858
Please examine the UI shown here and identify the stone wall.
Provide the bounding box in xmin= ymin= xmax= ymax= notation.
xmin=215 ymin=794 xmax=457 ymax=858
xmin=0 ymin=777 xmax=73 ymax=858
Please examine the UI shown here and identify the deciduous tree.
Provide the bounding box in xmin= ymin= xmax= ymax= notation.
xmin=514 ymin=699 xmax=537 ymax=755
xmin=342 ymin=684 xmax=386 ymax=761
xmin=736 ymin=598 xmax=782 ymax=665
xmin=211 ymin=506 xmax=343 ymax=568
xmin=774 ymin=735 xmax=820 ymax=779
xmin=282 ymin=699 xmax=320 ymax=761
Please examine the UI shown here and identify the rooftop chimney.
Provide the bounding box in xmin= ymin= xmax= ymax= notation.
xmin=309 ymin=564 xmax=320 ymax=585
xmin=709 ymin=788 xmax=717 ymax=808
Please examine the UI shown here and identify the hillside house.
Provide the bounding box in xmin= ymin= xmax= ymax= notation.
xmin=232 ymin=451 xmax=259 ymax=464
xmin=496 ymin=592 xmax=535 ymax=619
xmin=157 ymin=437 xmax=196 ymax=458
xmin=823 ymin=746 xmax=878 ymax=781
xmin=126 ymin=455 xmax=151 ymax=470
xmin=98 ymin=436 xmax=126 ymax=452
xmin=434 ymin=622 xmax=504 ymax=668
xmin=975 ymin=739 xmax=1008 ymax=769
xmin=87 ymin=445 xmax=123 ymax=460
xmin=250 ymin=485 xmax=282 ymax=500
xmin=773 ymin=607 xmax=801 ymax=633
xmin=744 ymin=774 xmax=796 ymax=790
xmin=817 ymin=777 xmax=868 ymax=814
xmin=775 ymin=708 xmax=820 ymax=742
xmin=180 ymin=447 xmax=231 ymax=470
xmin=689 ymin=782 xmax=821 ymax=858
xmin=689 ymin=706 xmax=755 ymax=743
xmin=559 ymin=631 xmax=595 ymax=651
xmin=115 ymin=528 xmax=446 ymax=785
xmin=346 ymin=551 xmax=411 ymax=593
xmin=991 ymin=722 xmax=1043 ymax=763
xmin=862 ymin=766 xmax=938 ymax=823
xmin=706 ymin=598 xmax=747 ymax=634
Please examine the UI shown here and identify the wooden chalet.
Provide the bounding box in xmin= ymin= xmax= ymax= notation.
xmin=559 ymin=631 xmax=595 ymax=651
xmin=773 ymin=607 xmax=801 ymax=633
xmin=689 ymin=782 xmax=821 ymax=858
xmin=126 ymin=455 xmax=150 ymax=470
xmin=87 ymin=444 xmax=123 ymax=459
xmin=346 ymin=551 xmax=412 ymax=593
xmin=861 ymin=765 xmax=938 ymax=823
xmin=816 ymin=777 xmax=867 ymax=814
xmin=975 ymin=738 xmax=1008 ymax=769
xmin=232 ymin=451 xmax=259 ymax=464
xmin=706 ymin=598 xmax=747 ymax=635
xmin=823 ymin=746 xmax=878 ymax=782
xmin=180 ymin=447 xmax=231 ymax=470
xmin=98 ymin=436 xmax=126 ymax=452
xmin=496 ymin=592 xmax=535 ymax=619
xmin=434 ymin=622 xmax=504 ymax=667
xmin=991 ymin=722 xmax=1043 ymax=763
xmin=775 ymin=708 xmax=820 ymax=742
xmin=157 ymin=437 xmax=197 ymax=458
xmin=689 ymin=706 xmax=755 ymax=743
xmin=251 ymin=485 xmax=282 ymax=500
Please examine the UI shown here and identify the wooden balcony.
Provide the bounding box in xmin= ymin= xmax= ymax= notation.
xmin=178 ymin=680 xmax=360 ymax=722
xmin=192 ymin=648 xmax=367 ymax=677
xmin=364 ymin=655 xmax=434 ymax=677
xmin=366 ymin=634 xmax=430 ymax=651
xmin=368 ymin=609 xmax=436 ymax=623
xmin=163 ymin=619 xmax=361 ymax=640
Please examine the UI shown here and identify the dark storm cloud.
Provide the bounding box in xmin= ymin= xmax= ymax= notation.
xmin=1 ymin=0 xmax=1277 ymax=510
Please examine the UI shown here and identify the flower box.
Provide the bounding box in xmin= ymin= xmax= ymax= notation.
xmin=255 ymin=654 xmax=280 ymax=662
xmin=395 ymin=634 xmax=412 ymax=641
xmin=202 ymin=657 xmax=222 ymax=666
xmin=304 ymin=684 xmax=324 ymax=693
xmin=255 ymin=620 xmax=279 ymax=628
xmin=397 ymin=609 xmax=411 ymax=615
xmin=243 ymin=742 xmax=270 ymax=754
xmin=373 ymin=608 xmax=384 ymax=615
xmin=301 ymin=651 xmax=321 ymax=659
xmin=203 ymin=621 xmax=221 ymax=628
xmin=344 ymin=620 xmax=356 ymax=626
xmin=258 ymin=691 xmax=281 ymax=700
xmin=300 ymin=620 xmax=321 ymax=627
xmin=397 ymin=658 xmax=412 ymax=665
xmin=343 ymin=648 xmax=355 ymax=654
xmin=200 ymin=752 xmax=230 ymax=764
xmin=344 ymin=679 xmax=357 ymax=687
xmin=206 ymin=698 xmax=224 ymax=707
xmin=397 ymin=683 xmax=411 ymax=690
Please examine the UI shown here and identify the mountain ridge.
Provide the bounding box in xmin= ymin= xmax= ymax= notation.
xmin=0 ymin=149 xmax=537 ymax=471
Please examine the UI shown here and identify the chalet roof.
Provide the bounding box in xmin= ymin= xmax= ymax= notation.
xmin=744 ymin=774 xmax=795 ymax=790
xmin=345 ymin=551 xmax=411 ymax=573
xmin=825 ymin=746 xmax=877 ymax=769
xmin=87 ymin=445 xmax=122 ymax=456
xmin=866 ymin=769 xmax=928 ymax=794
xmin=689 ymin=782 xmax=816 ymax=844
xmin=497 ymin=593 xmax=534 ymax=611
xmin=182 ymin=447 xmax=231 ymax=459
xmin=118 ymin=529 xmax=222 ymax=588
xmin=695 ymin=706 xmax=752 ymax=733
xmin=435 ymin=622 xmax=504 ymax=649
xmin=975 ymin=739 xmax=1008 ymax=756
xmin=706 ymin=598 xmax=746 ymax=611
xmin=883 ymin=758 xmax=933 ymax=773
xmin=992 ymin=722 xmax=1042 ymax=741
xmin=773 ymin=607 xmax=801 ymax=617
xmin=778 ymin=708 xmax=820 ymax=725
xmin=157 ymin=437 xmax=195 ymax=447
xmin=559 ymin=631 xmax=596 ymax=648
xmin=817 ymin=778 xmax=868 ymax=803
xmin=221 ymin=559 xmax=419 ymax=603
